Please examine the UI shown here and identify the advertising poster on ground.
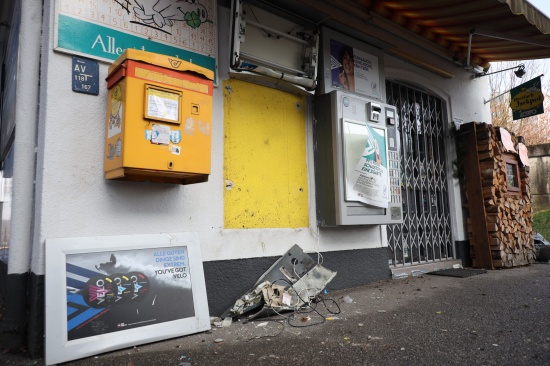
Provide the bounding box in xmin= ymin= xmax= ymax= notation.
xmin=45 ymin=233 xmax=210 ymax=365
xmin=66 ymin=246 xmax=194 ymax=340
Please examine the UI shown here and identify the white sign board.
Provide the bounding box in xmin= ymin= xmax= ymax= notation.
xmin=55 ymin=0 xmax=217 ymax=74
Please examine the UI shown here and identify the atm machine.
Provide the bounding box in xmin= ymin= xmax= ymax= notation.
xmin=314 ymin=90 xmax=403 ymax=226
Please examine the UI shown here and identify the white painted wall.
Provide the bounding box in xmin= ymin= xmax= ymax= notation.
xmin=27 ymin=3 xmax=491 ymax=275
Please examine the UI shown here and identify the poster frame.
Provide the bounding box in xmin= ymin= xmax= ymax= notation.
xmin=319 ymin=27 xmax=385 ymax=101
xmin=45 ymin=232 xmax=210 ymax=365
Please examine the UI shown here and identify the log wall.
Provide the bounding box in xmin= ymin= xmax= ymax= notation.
xmin=459 ymin=122 xmax=535 ymax=269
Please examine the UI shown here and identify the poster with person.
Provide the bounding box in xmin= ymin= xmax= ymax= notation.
xmin=329 ymin=39 xmax=380 ymax=99
xmin=347 ymin=122 xmax=389 ymax=208
xmin=65 ymin=246 xmax=195 ymax=340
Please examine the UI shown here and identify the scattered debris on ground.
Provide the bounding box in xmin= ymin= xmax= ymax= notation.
xmin=219 ymin=245 xmax=339 ymax=332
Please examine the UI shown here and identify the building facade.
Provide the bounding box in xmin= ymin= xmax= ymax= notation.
xmin=2 ymin=0 xmax=550 ymax=359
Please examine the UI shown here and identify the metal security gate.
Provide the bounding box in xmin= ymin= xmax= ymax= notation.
xmin=386 ymin=81 xmax=454 ymax=266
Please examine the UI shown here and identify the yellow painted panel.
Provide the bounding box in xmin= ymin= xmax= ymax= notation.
xmin=223 ymin=79 xmax=308 ymax=228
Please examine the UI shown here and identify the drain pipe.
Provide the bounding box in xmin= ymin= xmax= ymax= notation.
xmin=466 ymin=30 xmax=473 ymax=70
xmin=1 ymin=0 xmax=42 ymax=353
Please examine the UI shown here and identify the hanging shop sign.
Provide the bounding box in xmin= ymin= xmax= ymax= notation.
xmin=55 ymin=0 xmax=217 ymax=78
xmin=510 ymin=76 xmax=544 ymax=120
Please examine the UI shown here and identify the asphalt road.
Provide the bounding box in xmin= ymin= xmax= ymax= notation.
xmin=3 ymin=263 xmax=550 ymax=365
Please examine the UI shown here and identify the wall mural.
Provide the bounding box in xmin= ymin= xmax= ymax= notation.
xmin=55 ymin=0 xmax=217 ymax=72
xmin=121 ymin=0 xmax=212 ymax=31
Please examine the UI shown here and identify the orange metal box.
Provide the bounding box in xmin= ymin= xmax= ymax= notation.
xmin=104 ymin=49 xmax=214 ymax=184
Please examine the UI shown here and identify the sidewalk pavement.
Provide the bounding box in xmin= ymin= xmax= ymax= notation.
xmin=3 ymin=263 xmax=550 ymax=366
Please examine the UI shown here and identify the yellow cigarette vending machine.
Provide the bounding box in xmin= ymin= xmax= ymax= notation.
xmin=104 ymin=49 xmax=214 ymax=184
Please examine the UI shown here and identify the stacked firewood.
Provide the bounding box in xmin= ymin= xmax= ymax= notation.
xmin=464 ymin=122 xmax=535 ymax=268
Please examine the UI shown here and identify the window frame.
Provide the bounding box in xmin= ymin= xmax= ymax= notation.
xmin=503 ymin=154 xmax=521 ymax=194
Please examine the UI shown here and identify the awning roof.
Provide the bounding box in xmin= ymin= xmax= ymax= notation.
xmin=277 ymin=0 xmax=550 ymax=72
xmin=347 ymin=0 xmax=550 ymax=69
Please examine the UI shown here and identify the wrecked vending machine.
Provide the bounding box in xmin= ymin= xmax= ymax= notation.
xmin=223 ymin=245 xmax=337 ymax=320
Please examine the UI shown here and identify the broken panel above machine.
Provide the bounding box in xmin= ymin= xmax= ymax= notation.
xmin=230 ymin=0 xmax=319 ymax=91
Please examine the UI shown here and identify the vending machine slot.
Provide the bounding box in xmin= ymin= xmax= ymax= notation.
xmin=367 ymin=102 xmax=382 ymax=123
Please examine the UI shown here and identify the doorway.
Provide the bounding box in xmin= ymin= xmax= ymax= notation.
xmin=386 ymin=81 xmax=454 ymax=266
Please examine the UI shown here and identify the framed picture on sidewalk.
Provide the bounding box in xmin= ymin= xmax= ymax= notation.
xmin=45 ymin=232 xmax=210 ymax=365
